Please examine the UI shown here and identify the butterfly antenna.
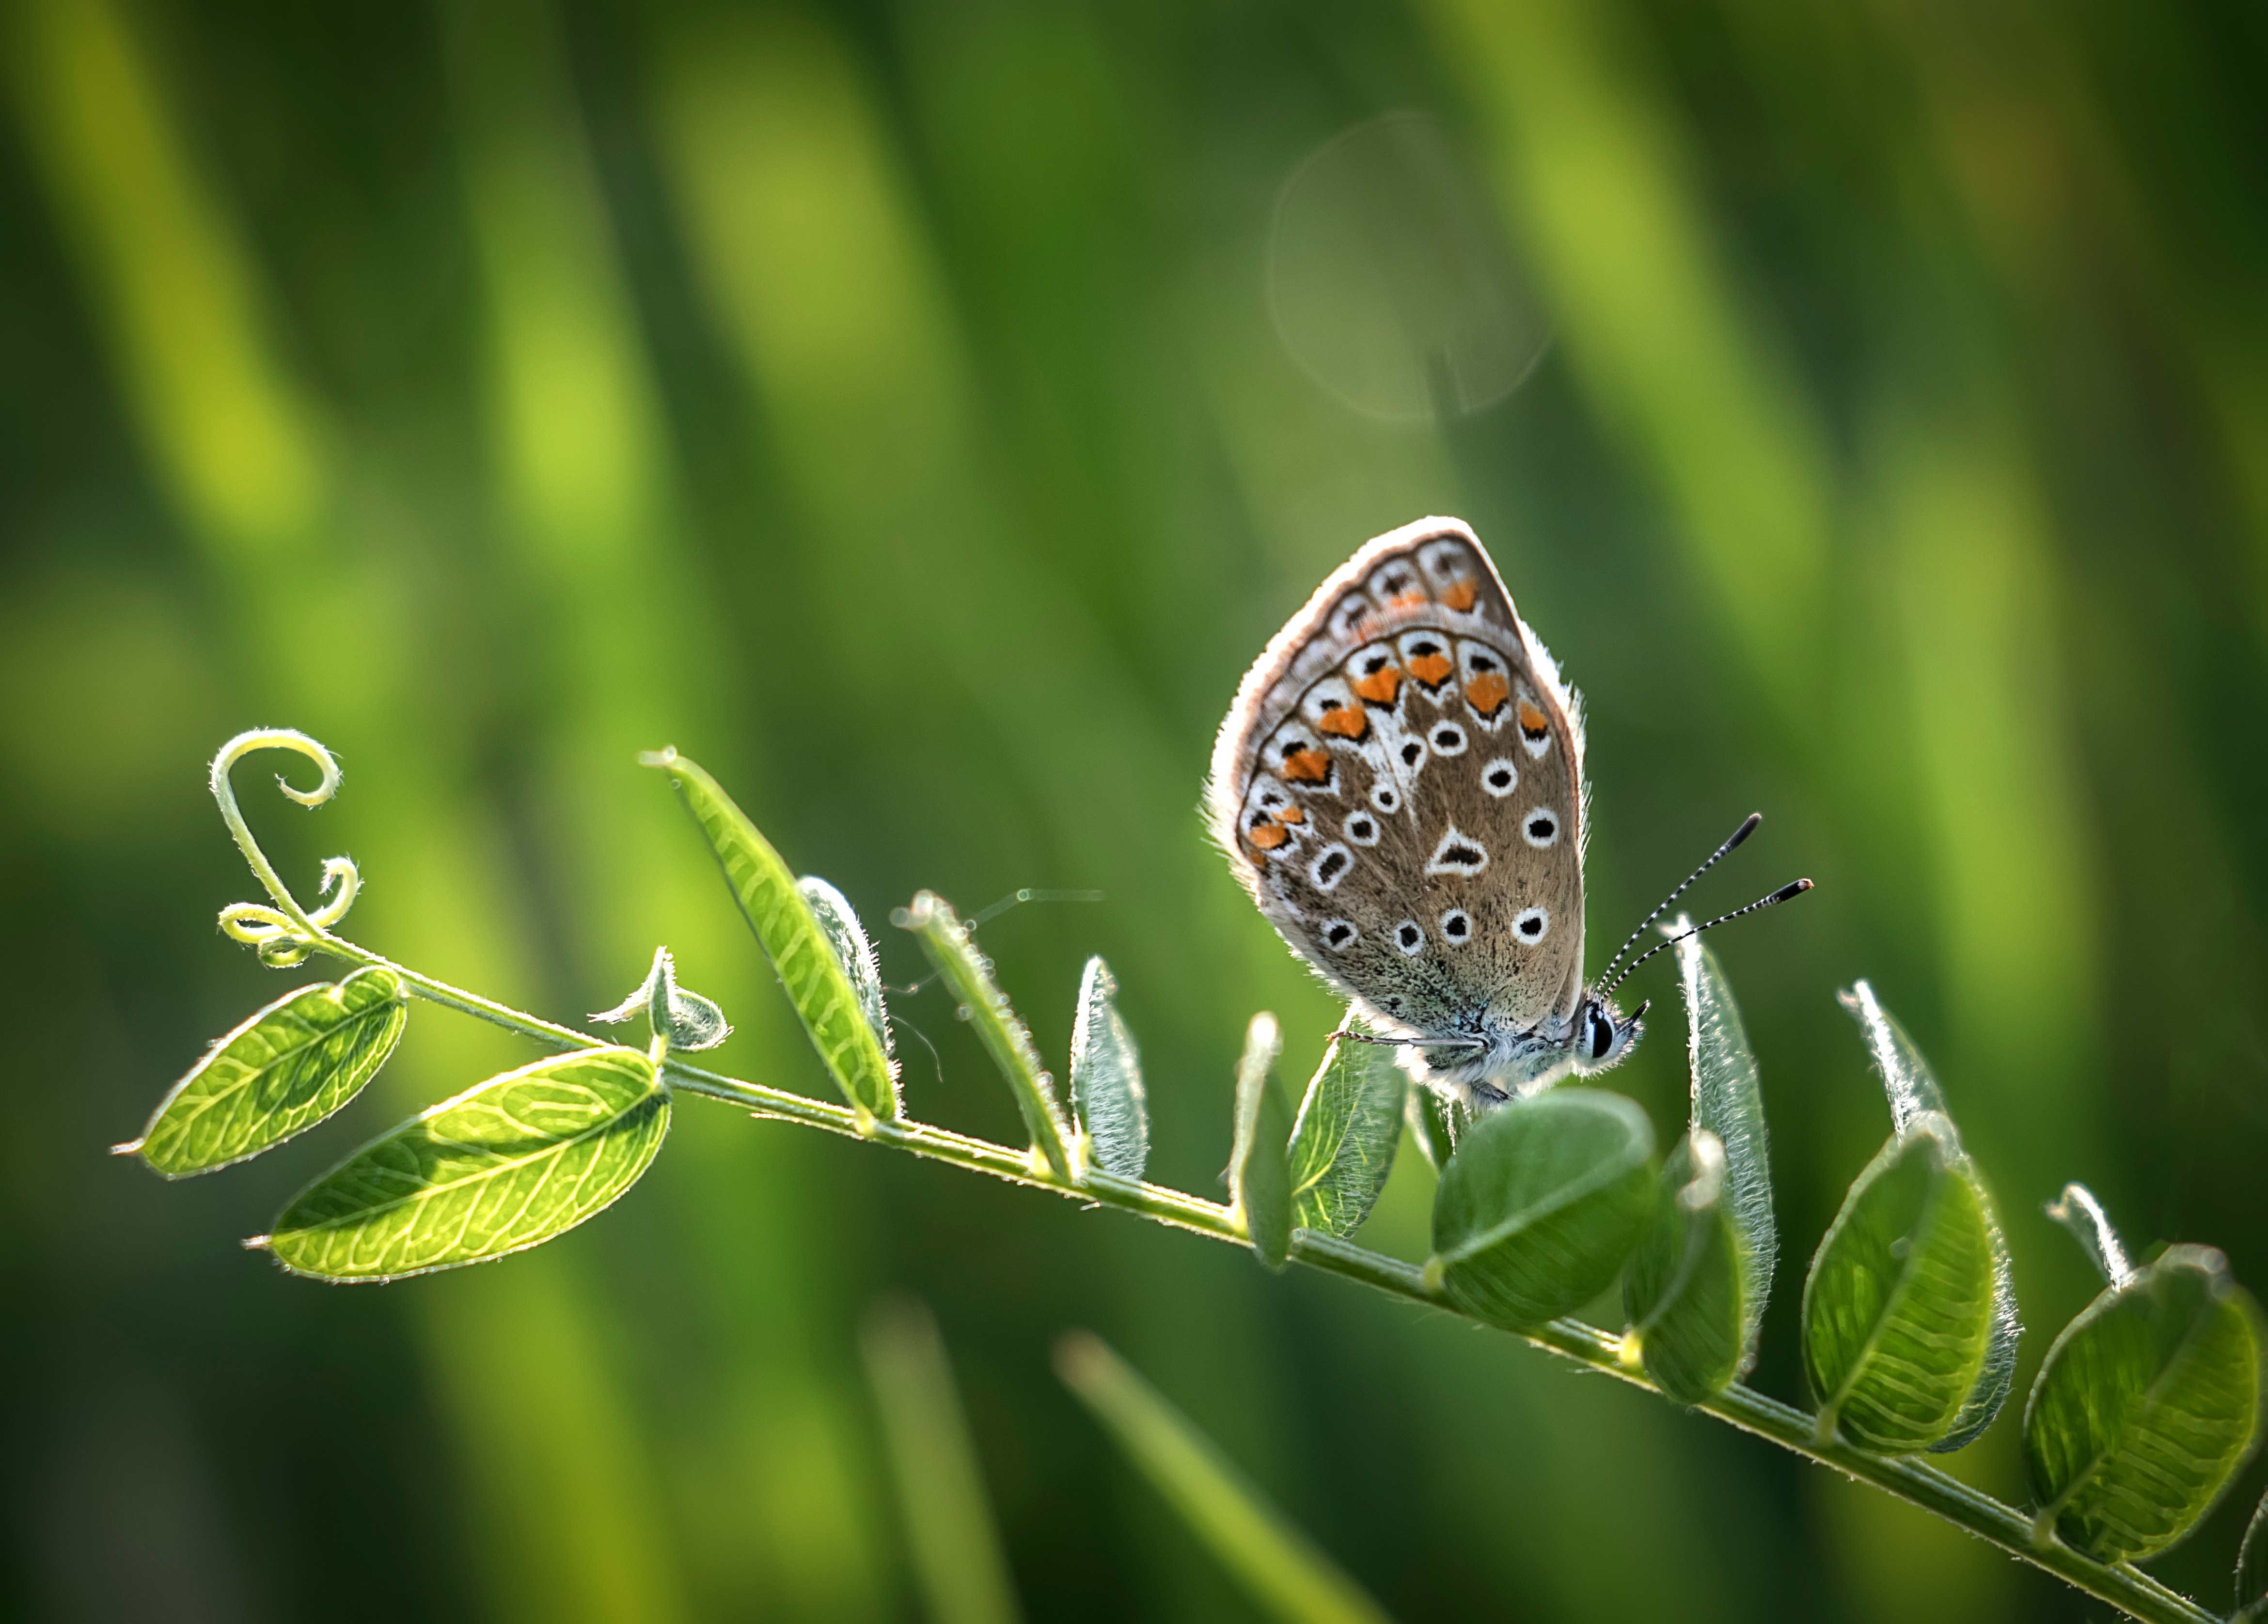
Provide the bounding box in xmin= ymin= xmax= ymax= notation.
xmin=1595 ymin=813 xmax=1763 ymax=988
xmin=1599 ymin=879 xmax=1813 ymax=998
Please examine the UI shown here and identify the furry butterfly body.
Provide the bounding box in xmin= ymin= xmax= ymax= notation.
xmin=1207 ymin=516 xmax=1642 ymax=1106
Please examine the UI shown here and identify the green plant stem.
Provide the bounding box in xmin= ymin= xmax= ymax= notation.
xmin=295 ymin=932 xmax=2210 ymax=1624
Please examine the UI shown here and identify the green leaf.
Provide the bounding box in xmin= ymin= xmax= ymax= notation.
xmin=1068 ymin=956 xmax=1148 ymax=1182
xmin=2023 ymin=1219 xmax=2264 ymax=1562
xmin=590 ymin=945 xmax=730 ymax=1051
xmin=1285 ymin=1021 xmax=1404 ymax=1237
xmin=123 ymin=968 xmax=406 ymax=1177
xmin=1429 ymin=1088 xmax=1656 ymax=1329
xmin=2237 ymin=1487 xmax=2268 ymax=1622
xmin=899 ymin=890 xmax=1074 ymax=1180
xmin=798 ymin=875 xmax=893 ymax=1058
xmin=1673 ymin=920 xmax=1774 ymax=1370
xmin=258 ymin=1046 xmax=668 ymax=1282
xmin=647 ymin=750 xmax=900 ymax=1120
xmin=1833 ymin=982 xmax=2019 ymax=1452
xmin=1403 ymin=1082 xmax=1463 ymax=1172
xmin=1055 ymin=1331 xmax=1393 ymax=1624
xmin=1622 ymin=1130 xmax=1745 ymax=1404
xmin=1228 ymin=1013 xmax=1292 ymax=1270
xmin=1802 ymin=1116 xmax=1997 ymax=1452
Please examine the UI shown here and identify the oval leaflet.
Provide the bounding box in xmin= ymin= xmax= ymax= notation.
xmin=127 ymin=967 xmax=407 ymax=1177
xmin=258 ymin=1045 xmax=669 ymax=1282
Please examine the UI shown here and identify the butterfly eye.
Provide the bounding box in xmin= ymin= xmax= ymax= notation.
xmin=1588 ymin=1006 xmax=1616 ymax=1060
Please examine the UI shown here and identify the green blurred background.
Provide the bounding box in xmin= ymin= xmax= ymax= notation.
xmin=4 ymin=0 xmax=2265 ymax=1618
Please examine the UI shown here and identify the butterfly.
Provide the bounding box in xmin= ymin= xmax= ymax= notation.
xmin=1206 ymin=516 xmax=1808 ymax=1108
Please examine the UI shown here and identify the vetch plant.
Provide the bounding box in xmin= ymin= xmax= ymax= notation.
xmin=124 ymin=730 xmax=2265 ymax=1624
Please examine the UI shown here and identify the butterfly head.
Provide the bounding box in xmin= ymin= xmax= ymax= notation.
xmin=1571 ymin=994 xmax=1646 ymax=1075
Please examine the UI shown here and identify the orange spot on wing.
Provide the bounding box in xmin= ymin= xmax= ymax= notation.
xmin=1247 ymin=822 xmax=1289 ymax=850
xmin=1407 ymin=652 xmax=1453 ymax=686
xmin=1442 ymin=578 xmax=1479 ymax=612
xmin=1282 ymin=748 xmax=1331 ymax=783
xmin=1517 ymin=700 xmax=1550 ymax=738
xmin=1275 ymin=804 xmax=1305 ymax=825
xmin=1317 ymin=704 xmax=1369 ymax=740
xmin=1465 ymin=672 xmax=1510 ymax=715
xmin=1388 ymin=590 xmax=1428 ymax=611
xmin=1351 ymin=665 xmax=1402 ymax=704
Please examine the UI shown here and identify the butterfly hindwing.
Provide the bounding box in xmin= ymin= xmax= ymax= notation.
xmin=1208 ymin=517 xmax=1589 ymax=1045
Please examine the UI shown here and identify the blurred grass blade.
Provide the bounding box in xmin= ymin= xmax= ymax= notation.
xmin=122 ymin=967 xmax=405 ymax=1176
xmin=646 ymin=750 xmax=900 ymax=1121
xmin=1429 ymin=1088 xmax=1655 ymax=1328
xmin=899 ymin=890 xmax=1073 ymax=1179
xmin=1835 ymin=981 xmax=2019 ymax=1452
xmin=1622 ymin=1130 xmax=1744 ymax=1403
xmin=1068 ymin=956 xmax=1147 ymax=1182
xmin=1228 ymin=1013 xmax=1292 ymax=1269
xmin=1054 ymin=1331 xmax=1392 ymax=1624
xmin=2024 ymin=1213 xmax=2264 ymax=1562
xmin=861 ymin=1297 xmax=1023 ymax=1624
xmin=1802 ymin=1116 xmax=1994 ymax=1451
xmin=1673 ymin=920 xmax=1774 ymax=1367
xmin=2238 ymin=1488 xmax=2268 ymax=1621
xmin=257 ymin=1046 xmax=667 ymax=1281
xmin=1286 ymin=1021 xmax=1404 ymax=1237
xmin=799 ymin=875 xmax=893 ymax=1058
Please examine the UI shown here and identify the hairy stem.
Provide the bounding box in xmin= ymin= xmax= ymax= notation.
xmin=292 ymin=934 xmax=2205 ymax=1623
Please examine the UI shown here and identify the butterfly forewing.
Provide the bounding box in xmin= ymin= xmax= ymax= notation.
xmin=1208 ymin=518 xmax=1588 ymax=1046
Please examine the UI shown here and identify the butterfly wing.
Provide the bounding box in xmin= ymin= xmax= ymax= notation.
xmin=1207 ymin=517 xmax=1590 ymax=1043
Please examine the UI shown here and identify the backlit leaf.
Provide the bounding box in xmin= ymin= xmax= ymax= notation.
xmin=1674 ymin=921 xmax=1774 ymax=1370
xmin=1430 ymin=1088 xmax=1656 ymax=1329
xmin=648 ymin=750 xmax=899 ymax=1119
xmin=1069 ymin=956 xmax=1148 ymax=1182
xmin=1623 ymin=1130 xmax=1744 ymax=1404
xmin=1803 ymin=1115 xmax=1995 ymax=1452
xmin=259 ymin=1046 xmax=668 ymax=1282
xmin=2024 ymin=1205 xmax=2263 ymax=1562
xmin=1285 ymin=1021 xmax=1403 ymax=1238
xmin=2237 ymin=1488 xmax=2268 ymax=1622
xmin=900 ymin=890 xmax=1073 ymax=1180
xmin=1833 ymin=982 xmax=2019 ymax=1452
xmin=1228 ymin=1013 xmax=1292 ymax=1270
xmin=799 ymin=875 xmax=893 ymax=1058
xmin=125 ymin=968 xmax=406 ymax=1177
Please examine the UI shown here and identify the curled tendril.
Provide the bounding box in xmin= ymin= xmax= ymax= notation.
xmin=209 ymin=730 xmax=362 ymax=965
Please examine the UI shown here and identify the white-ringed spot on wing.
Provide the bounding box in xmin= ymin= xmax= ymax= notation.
xmin=1322 ymin=919 xmax=1358 ymax=951
xmin=1522 ymin=808 xmax=1560 ymax=848
xmin=1393 ymin=920 xmax=1425 ymax=956
xmin=1480 ymin=758 xmax=1518 ymax=797
xmin=1308 ymin=843 xmax=1354 ymax=892
xmin=1439 ymin=908 xmax=1472 ymax=944
xmin=1512 ymin=906 xmax=1549 ymax=944
xmin=1370 ymin=782 xmax=1402 ymax=816
xmin=1424 ymin=826 xmax=1489 ymax=877
xmin=1396 ymin=736 xmax=1427 ymax=771
xmin=1428 ymin=721 xmax=1468 ymax=756
xmin=1343 ymin=811 xmax=1381 ymax=846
